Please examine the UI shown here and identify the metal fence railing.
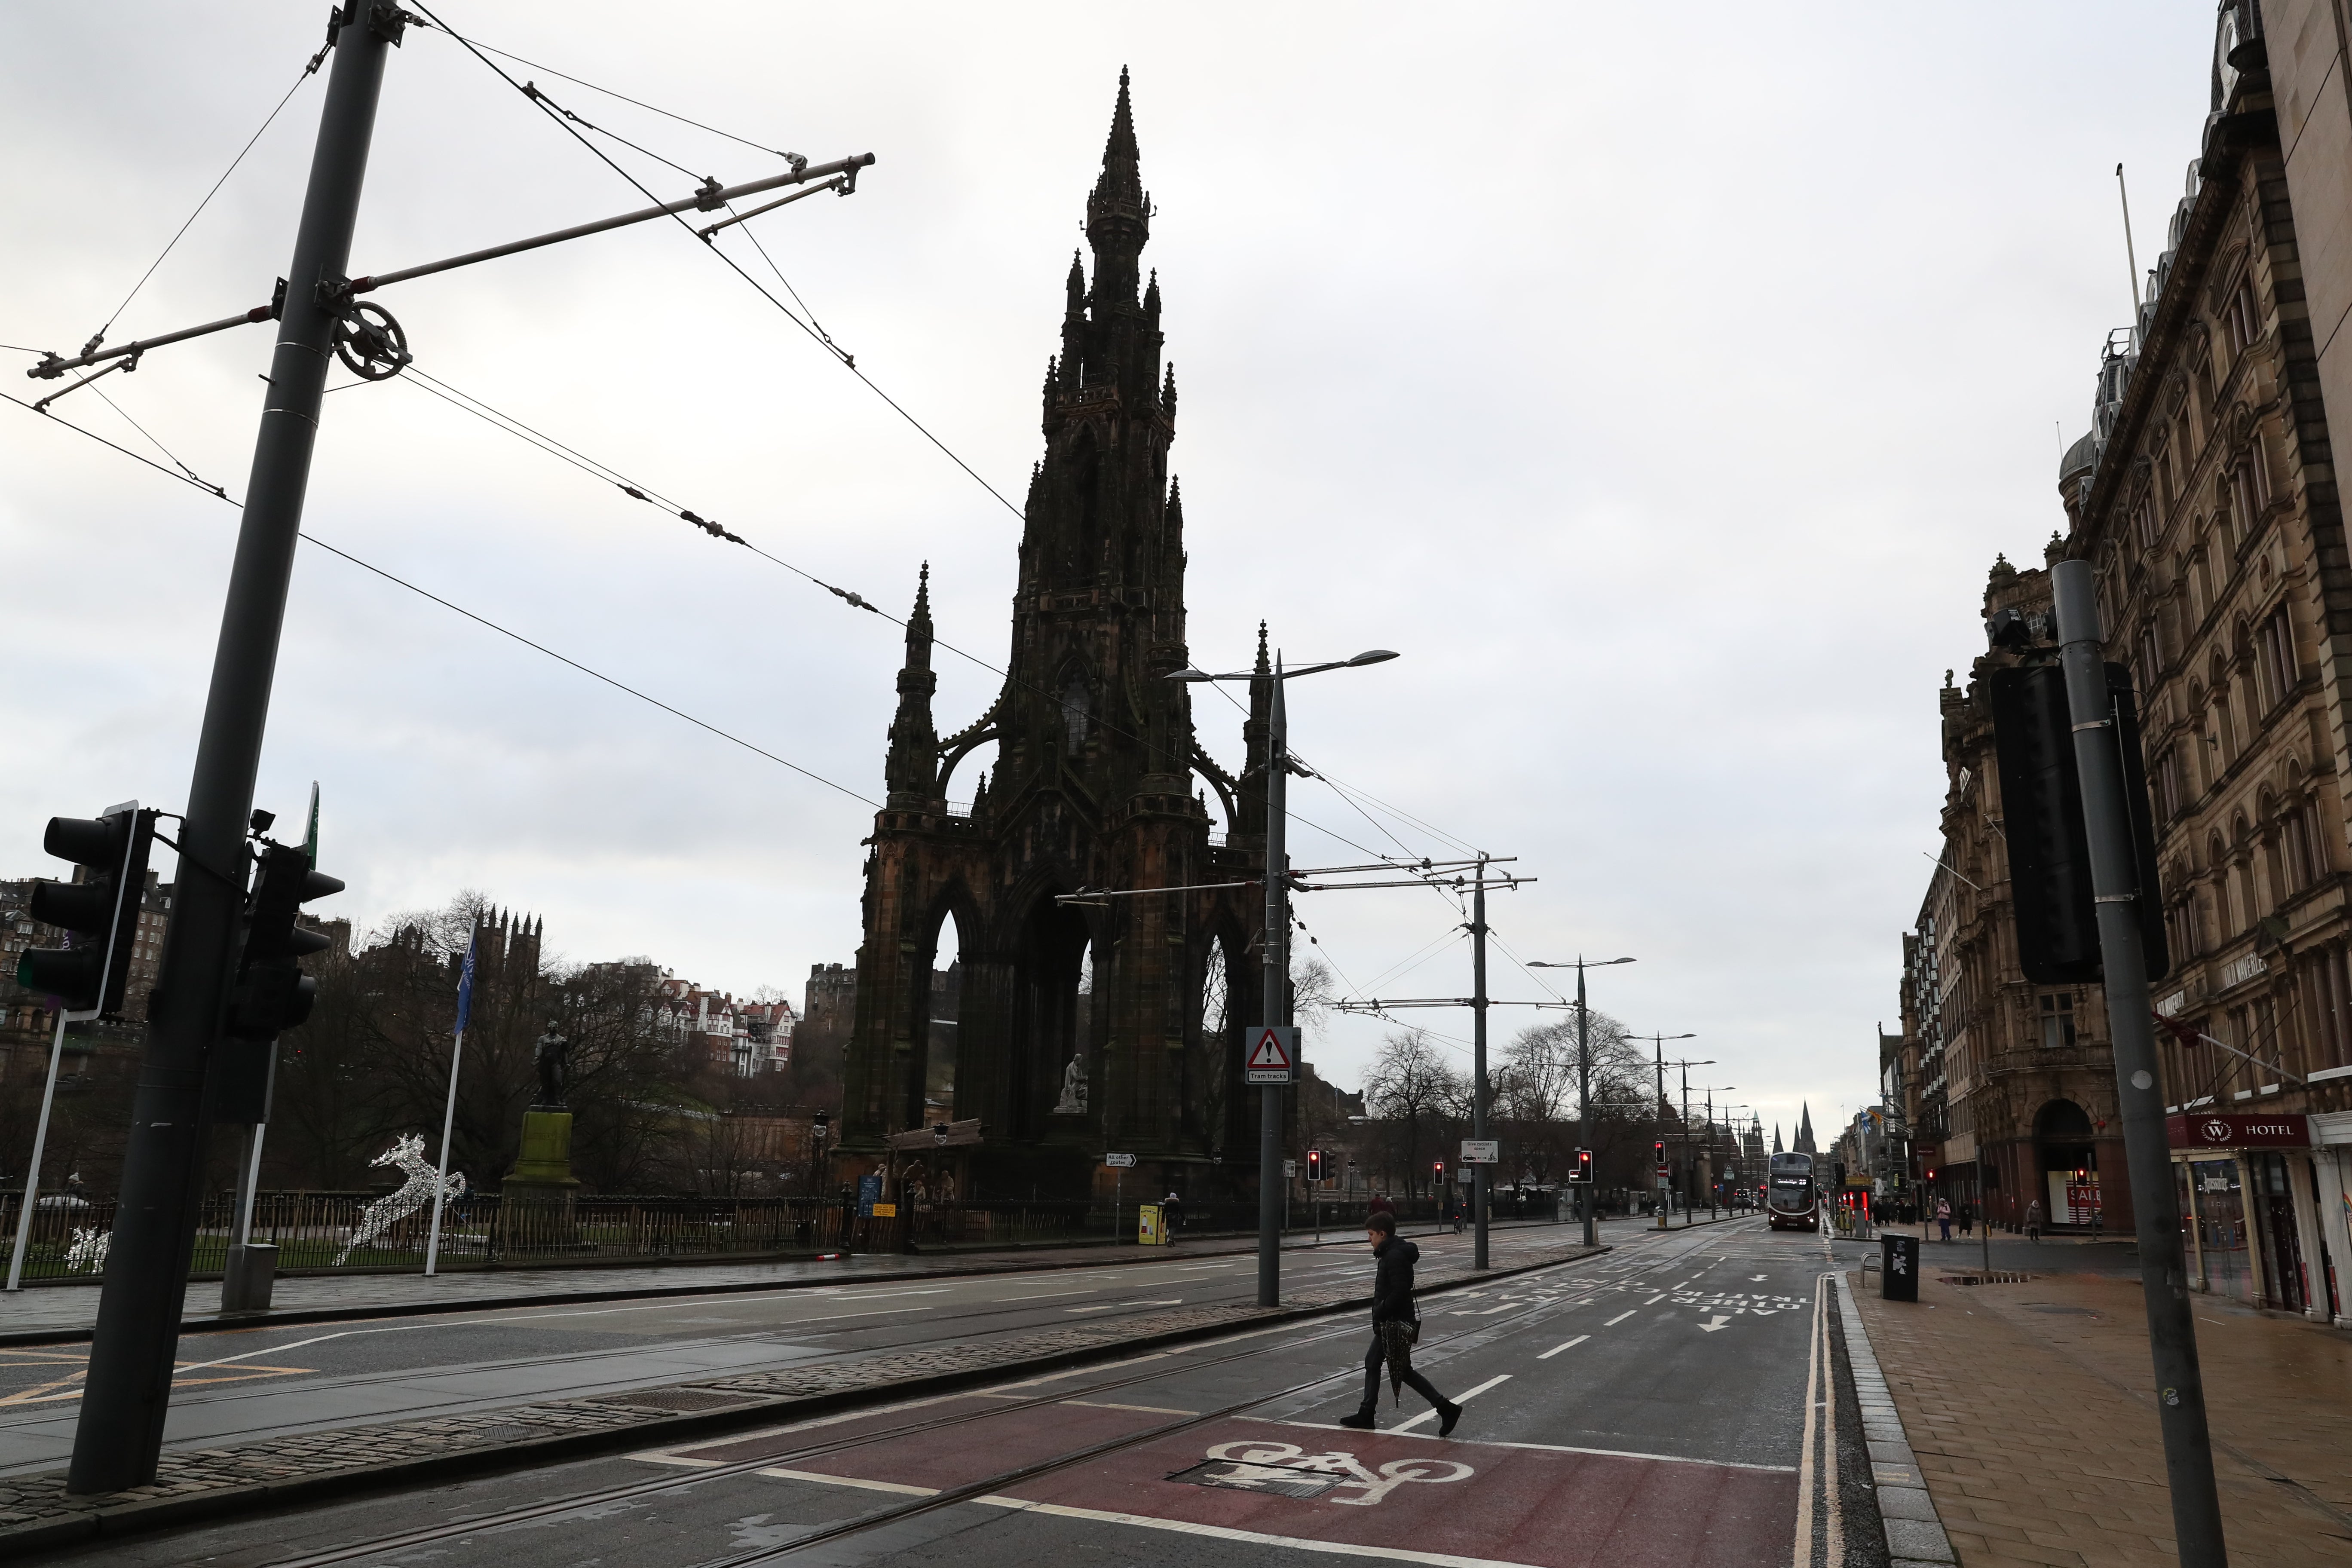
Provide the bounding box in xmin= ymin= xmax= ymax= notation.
xmin=0 ymin=1187 xmax=1571 ymax=1284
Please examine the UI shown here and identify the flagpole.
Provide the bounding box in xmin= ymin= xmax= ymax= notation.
xmin=424 ymin=1026 xmax=462 ymax=1277
xmin=425 ymin=929 xmax=475 ymax=1279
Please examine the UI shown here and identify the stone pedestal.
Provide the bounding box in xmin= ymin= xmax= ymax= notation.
xmin=505 ymin=1108 xmax=581 ymax=1192
xmin=501 ymin=1109 xmax=582 ymax=1250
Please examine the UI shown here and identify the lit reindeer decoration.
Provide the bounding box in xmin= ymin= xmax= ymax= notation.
xmin=336 ymin=1133 xmax=466 ymax=1265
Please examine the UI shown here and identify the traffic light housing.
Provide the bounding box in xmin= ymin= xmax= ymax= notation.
xmin=1653 ymin=1139 xmax=1667 ymax=1170
xmin=1306 ymin=1148 xmax=1326 ymax=1185
xmin=1432 ymin=1159 xmax=1445 ymax=1184
xmin=1571 ymin=1147 xmax=1594 ymax=1184
xmin=214 ymin=842 xmax=343 ymax=1123
xmin=15 ymin=806 xmax=157 ymax=1017
xmin=1988 ymin=660 xmax=2168 ymax=984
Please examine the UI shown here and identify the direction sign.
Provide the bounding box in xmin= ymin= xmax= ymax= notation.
xmin=1105 ymin=1152 xmax=1136 ymax=1168
xmin=1244 ymin=1025 xmax=1299 ymax=1084
xmin=1460 ymin=1139 xmax=1499 ymax=1165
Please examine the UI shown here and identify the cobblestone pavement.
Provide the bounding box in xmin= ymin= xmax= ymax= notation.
xmin=0 ymin=1234 xmax=1603 ymax=1549
xmin=0 ymin=1218 xmax=1593 ymax=1341
xmin=1846 ymin=1263 xmax=2352 ymax=1567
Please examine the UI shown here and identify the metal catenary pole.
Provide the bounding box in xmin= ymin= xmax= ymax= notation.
xmin=68 ymin=6 xmax=396 ymax=1494
xmin=424 ymin=1025 xmax=465 ymax=1276
xmin=1470 ymin=855 xmax=1489 ymax=1270
xmin=1577 ymin=965 xmax=1595 ymax=1244
xmin=1258 ymin=658 xmax=1288 ymax=1307
xmin=2052 ymin=558 xmax=2226 ymax=1567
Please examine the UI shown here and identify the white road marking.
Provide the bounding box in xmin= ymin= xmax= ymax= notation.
xmin=978 ymin=1495 xmax=1546 ymax=1568
xmin=1262 ymin=1420 xmax=1797 ymax=1471
xmin=1535 ymin=1335 xmax=1588 ymax=1360
xmin=758 ymin=1466 xmax=934 ymax=1494
xmin=1603 ymin=1310 xmax=1636 ymax=1326
xmin=1697 ymin=1316 xmax=1732 ymax=1333
xmin=1392 ymin=1374 xmax=1510 ymax=1433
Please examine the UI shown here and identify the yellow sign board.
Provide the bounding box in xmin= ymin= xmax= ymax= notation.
xmin=870 ymin=1202 xmax=898 ymax=1218
xmin=1138 ymin=1203 xmax=1166 ymax=1245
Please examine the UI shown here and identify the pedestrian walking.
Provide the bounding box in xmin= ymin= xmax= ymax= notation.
xmin=1340 ymin=1212 xmax=1462 ymax=1435
xmin=2026 ymin=1198 xmax=2042 ymax=1242
xmin=1161 ymin=1191 xmax=1183 ymax=1236
xmin=1936 ymin=1197 xmax=1952 ymax=1243
xmin=1959 ymin=1200 xmax=1974 ymax=1238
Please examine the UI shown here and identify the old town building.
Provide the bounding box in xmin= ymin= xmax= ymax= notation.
xmin=2055 ymin=5 xmax=2352 ymax=1321
xmin=1905 ymin=556 xmax=2130 ymax=1235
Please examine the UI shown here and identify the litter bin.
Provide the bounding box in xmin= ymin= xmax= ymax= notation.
xmin=1881 ymin=1232 xmax=1918 ymax=1302
xmin=221 ymin=1242 xmax=278 ymax=1314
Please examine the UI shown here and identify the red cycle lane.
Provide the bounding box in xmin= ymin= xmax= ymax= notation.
xmin=655 ymin=1399 xmax=1795 ymax=1568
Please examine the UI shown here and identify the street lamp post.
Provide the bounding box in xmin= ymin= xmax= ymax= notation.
xmin=1664 ymin=1057 xmax=1714 ymax=1226
xmin=1624 ymin=1031 xmax=1694 ymax=1227
xmin=1528 ymin=958 xmax=1635 ymax=1246
xmin=1174 ymin=644 xmax=1396 ymax=1308
xmin=1694 ymin=1085 xmax=1734 ymax=1218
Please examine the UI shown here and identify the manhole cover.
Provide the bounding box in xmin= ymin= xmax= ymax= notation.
xmin=593 ymin=1387 xmax=763 ymax=1413
xmin=1167 ymin=1459 xmax=1344 ymax=1500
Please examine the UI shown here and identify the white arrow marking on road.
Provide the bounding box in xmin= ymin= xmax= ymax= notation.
xmin=1697 ymin=1316 xmax=1733 ymax=1332
xmin=1751 ymin=1275 xmax=1768 ymax=1282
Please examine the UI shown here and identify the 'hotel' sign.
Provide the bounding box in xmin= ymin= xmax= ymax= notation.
xmin=2165 ymin=1112 xmax=2309 ymax=1150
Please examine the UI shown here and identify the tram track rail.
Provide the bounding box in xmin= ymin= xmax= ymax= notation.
xmin=257 ymin=1236 xmax=1724 ymax=1568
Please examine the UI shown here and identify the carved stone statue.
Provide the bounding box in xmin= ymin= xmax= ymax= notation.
xmin=1052 ymin=1049 xmax=1088 ymax=1115
xmin=533 ymin=1022 xmax=572 ymax=1109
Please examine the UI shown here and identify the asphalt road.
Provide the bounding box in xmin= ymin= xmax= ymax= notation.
xmin=37 ymin=1216 xmax=1891 ymax=1568
xmin=0 ymin=1220 xmax=1590 ymax=1475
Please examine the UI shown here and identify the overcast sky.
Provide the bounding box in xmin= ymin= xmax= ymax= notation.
xmin=0 ymin=4 xmax=2220 ymax=1142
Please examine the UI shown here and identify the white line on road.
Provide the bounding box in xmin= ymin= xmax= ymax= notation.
xmin=1392 ymin=1373 xmax=1511 ymax=1433
xmin=978 ymin=1495 xmax=1546 ymax=1568
xmin=1535 ymin=1335 xmax=1588 ymax=1360
xmin=1603 ymin=1310 xmax=1636 ymax=1326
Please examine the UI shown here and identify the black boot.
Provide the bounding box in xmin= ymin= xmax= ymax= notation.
xmin=1436 ymin=1400 xmax=1463 ymax=1437
xmin=1338 ymin=1407 xmax=1376 ymax=1430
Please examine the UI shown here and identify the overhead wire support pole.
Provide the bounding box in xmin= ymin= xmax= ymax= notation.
xmin=2051 ymin=559 xmax=2228 ymax=1567
xmin=27 ymin=155 xmax=875 ymax=381
xmin=67 ymin=3 xmax=398 ymax=1496
xmin=1260 ymin=659 xmax=1288 ymax=1308
xmin=1470 ymin=854 xmax=1489 ymax=1271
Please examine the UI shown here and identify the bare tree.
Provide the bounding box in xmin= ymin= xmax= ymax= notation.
xmin=1360 ymin=1028 xmax=1462 ymax=1199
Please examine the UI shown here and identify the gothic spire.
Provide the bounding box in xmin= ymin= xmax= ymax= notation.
xmin=1085 ymin=67 xmax=1149 ymax=309
xmin=884 ymin=563 xmax=940 ymax=804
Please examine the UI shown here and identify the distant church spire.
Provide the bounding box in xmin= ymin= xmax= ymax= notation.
xmin=1773 ymin=1123 xmax=1785 ymax=1155
xmin=1796 ymin=1103 xmax=1816 ymax=1155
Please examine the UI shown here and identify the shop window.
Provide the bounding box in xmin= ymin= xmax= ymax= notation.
xmin=2039 ymin=992 xmax=2077 ymax=1050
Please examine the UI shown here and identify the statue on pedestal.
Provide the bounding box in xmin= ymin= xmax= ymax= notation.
xmin=533 ymin=1022 xmax=571 ymax=1109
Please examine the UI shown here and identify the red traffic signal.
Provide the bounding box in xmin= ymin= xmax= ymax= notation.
xmin=1571 ymin=1148 xmax=1594 ymax=1183
xmin=1306 ymin=1148 xmax=1326 ymax=1184
xmin=1432 ymin=1159 xmax=1445 ymax=1178
xmin=1653 ymin=1140 xmax=1666 ymax=1163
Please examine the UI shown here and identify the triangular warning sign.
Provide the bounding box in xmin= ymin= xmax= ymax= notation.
xmin=1246 ymin=1029 xmax=1292 ymax=1071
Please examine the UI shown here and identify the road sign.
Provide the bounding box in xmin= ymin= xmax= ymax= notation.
xmin=1460 ymin=1139 xmax=1499 ymax=1165
xmin=1244 ymin=1025 xmax=1298 ymax=1084
xmin=1285 ymin=1159 xmax=1297 ymax=1177
xmin=1106 ymin=1152 xmax=1136 ymax=1168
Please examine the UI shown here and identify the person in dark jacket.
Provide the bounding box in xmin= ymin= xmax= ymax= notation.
xmin=1340 ymin=1212 xmax=1462 ymax=1434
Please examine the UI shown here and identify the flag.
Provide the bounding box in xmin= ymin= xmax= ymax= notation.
xmin=454 ymin=931 xmax=478 ymax=1037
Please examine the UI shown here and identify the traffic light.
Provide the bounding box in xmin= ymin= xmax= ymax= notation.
xmin=1432 ymin=1159 xmax=1445 ymax=1185
xmin=1306 ymin=1148 xmax=1326 ymax=1185
xmin=214 ymin=842 xmax=343 ymax=1123
xmin=1988 ymin=660 xmax=2168 ymax=984
xmin=1652 ymin=1139 xmax=1667 ymax=1170
xmin=1571 ymin=1147 xmax=1593 ymax=1184
xmin=16 ymin=805 xmax=157 ymax=1017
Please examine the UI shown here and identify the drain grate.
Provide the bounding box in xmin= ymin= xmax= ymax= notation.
xmin=466 ymin=1422 xmax=555 ymax=1444
xmin=591 ymin=1387 xmax=764 ymax=1414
